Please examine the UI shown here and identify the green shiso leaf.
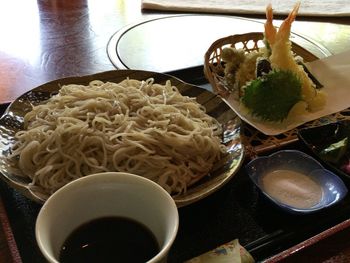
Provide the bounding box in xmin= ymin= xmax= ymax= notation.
xmin=241 ymin=70 xmax=302 ymax=122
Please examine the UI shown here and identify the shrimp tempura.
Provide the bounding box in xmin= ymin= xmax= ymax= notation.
xmin=264 ymin=3 xmax=326 ymax=112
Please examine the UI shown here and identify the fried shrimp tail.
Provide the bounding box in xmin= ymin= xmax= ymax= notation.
xmin=276 ymin=2 xmax=300 ymax=43
xmin=267 ymin=2 xmax=300 ymax=70
xmin=264 ymin=4 xmax=277 ymax=47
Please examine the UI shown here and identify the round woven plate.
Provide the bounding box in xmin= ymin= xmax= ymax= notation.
xmin=0 ymin=69 xmax=244 ymax=207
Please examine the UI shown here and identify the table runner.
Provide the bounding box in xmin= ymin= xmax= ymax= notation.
xmin=142 ymin=0 xmax=350 ymax=17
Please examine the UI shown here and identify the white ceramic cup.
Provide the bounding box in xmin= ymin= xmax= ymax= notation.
xmin=35 ymin=172 xmax=179 ymax=263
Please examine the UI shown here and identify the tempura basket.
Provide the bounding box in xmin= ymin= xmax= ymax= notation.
xmin=204 ymin=32 xmax=350 ymax=157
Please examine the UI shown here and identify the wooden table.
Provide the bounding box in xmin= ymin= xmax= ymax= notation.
xmin=0 ymin=0 xmax=349 ymax=105
xmin=0 ymin=1 xmax=350 ymax=262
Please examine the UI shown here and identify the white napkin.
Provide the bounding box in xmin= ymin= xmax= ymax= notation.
xmin=142 ymin=0 xmax=350 ymax=17
xmin=225 ymin=49 xmax=350 ymax=135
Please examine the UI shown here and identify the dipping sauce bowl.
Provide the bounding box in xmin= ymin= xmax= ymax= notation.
xmin=245 ymin=150 xmax=348 ymax=214
xmin=35 ymin=172 xmax=179 ymax=263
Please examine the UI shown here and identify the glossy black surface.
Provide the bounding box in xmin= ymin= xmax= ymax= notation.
xmin=298 ymin=121 xmax=350 ymax=182
xmin=59 ymin=217 xmax=159 ymax=263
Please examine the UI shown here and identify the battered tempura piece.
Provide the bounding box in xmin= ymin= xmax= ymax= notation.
xmin=264 ymin=3 xmax=326 ymax=112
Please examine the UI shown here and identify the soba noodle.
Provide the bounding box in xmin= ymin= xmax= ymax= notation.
xmin=9 ymin=78 xmax=225 ymax=195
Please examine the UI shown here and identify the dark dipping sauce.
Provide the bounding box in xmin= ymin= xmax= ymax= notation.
xmin=59 ymin=216 xmax=160 ymax=263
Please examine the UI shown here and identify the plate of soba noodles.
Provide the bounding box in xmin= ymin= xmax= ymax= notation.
xmin=0 ymin=69 xmax=244 ymax=207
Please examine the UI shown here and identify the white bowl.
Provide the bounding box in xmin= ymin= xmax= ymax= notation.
xmin=35 ymin=172 xmax=179 ymax=263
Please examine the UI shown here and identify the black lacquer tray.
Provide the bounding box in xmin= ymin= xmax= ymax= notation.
xmin=1 ymin=67 xmax=350 ymax=263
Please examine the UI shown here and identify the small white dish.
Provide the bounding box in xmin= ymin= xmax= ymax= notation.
xmin=245 ymin=150 xmax=348 ymax=214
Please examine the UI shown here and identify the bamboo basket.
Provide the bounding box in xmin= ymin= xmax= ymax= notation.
xmin=204 ymin=32 xmax=350 ymax=158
